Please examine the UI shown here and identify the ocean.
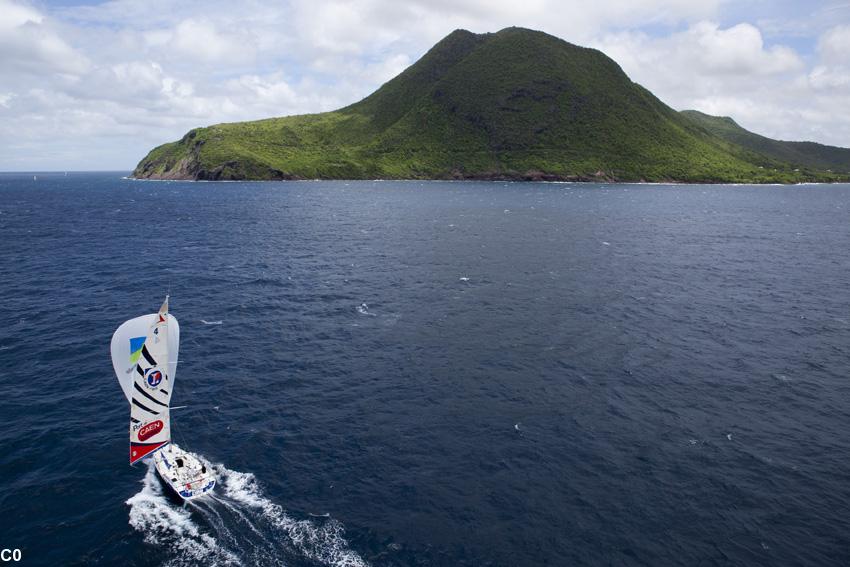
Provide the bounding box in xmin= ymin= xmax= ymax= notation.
xmin=1 ymin=172 xmax=850 ymax=566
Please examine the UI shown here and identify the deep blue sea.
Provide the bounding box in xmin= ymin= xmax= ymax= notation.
xmin=2 ymin=172 xmax=850 ymax=566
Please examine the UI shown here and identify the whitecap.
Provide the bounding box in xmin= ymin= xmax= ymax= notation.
xmin=356 ymin=303 xmax=375 ymax=316
xmin=201 ymin=320 xmax=224 ymax=325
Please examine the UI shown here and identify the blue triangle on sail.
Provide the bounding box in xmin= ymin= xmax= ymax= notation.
xmin=129 ymin=336 xmax=146 ymax=353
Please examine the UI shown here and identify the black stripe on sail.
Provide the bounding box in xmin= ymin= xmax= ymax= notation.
xmin=160 ymin=389 xmax=169 ymax=395
xmin=141 ymin=345 xmax=157 ymax=366
xmin=132 ymin=398 xmax=160 ymax=416
xmin=136 ymin=365 xmax=144 ymax=376
xmin=134 ymin=382 xmax=168 ymax=407
xmin=131 ymin=417 xmax=140 ymax=423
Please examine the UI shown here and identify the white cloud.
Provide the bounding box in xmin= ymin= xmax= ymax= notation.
xmin=0 ymin=0 xmax=89 ymax=75
xmin=596 ymin=21 xmax=802 ymax=89
xmin=0 ymin=0 xmax=848 ymax=170
xmin=592 ymin=19 xmax=850 ymax=147
xmin=817 ymin=23 xmax=850 ymax=63
xmin=169 ymin=18 xmax=256 ymax=64
xmin=809 ymin=65 xmax=850 ymax=90
xmin=0 ymin=0 xmax=41 ymax=29
xmin=689 ymin=22 xmax=802 ymax=75
xmin=808 ymin=24 xmax=850 ymax=101
xmin=226 ymin=74 xmax=298 ymax=108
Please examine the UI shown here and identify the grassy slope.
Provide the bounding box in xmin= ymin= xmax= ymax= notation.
xmin=680 ymin=110 xmax=850 ymax=174
xmin=134 ymin=28 xmax=850 ymax=183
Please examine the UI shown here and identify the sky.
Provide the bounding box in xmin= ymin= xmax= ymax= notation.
xmin=1 ymin=0 xmax=849 ymax=171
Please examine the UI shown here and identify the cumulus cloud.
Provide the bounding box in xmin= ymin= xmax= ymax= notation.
xmin=817 ymin=23 xmax=850 ymax=62
xmin=596 ymin=22 xmax=802 ymax=92
xmin=809 ymin=65 xmax=850 ymax=90
xmin=0 ymin=0 xmax=848 ymax=170
xmin=689 ymin=22 xmax=802 ymax=75
xmin=807 ymin=25 xmax=850 ymax=96
xmin=593 ymin=19 xmax=850 ymax=146
xmin=0 ymin=0 xmax=89 ymax=74
xmin=169 ymin=18 xmax=257 ymax=64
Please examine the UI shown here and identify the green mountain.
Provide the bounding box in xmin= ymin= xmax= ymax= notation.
xmin=680 ymin=110 xmax=850 ymax=174
xmin=133 ymin=27 xmax=850 ymax=183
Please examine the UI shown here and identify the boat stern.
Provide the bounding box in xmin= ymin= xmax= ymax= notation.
xmin=153 ymin=443 xmax=216 ymax=501
xmin=178 ymin=477 xmax=216 ymax=500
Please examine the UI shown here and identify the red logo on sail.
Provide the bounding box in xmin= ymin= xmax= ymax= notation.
xmin=138 ymin=420 xmax=164 ymax=441
xmin=145 ymin=368 xmax=163 ymax=388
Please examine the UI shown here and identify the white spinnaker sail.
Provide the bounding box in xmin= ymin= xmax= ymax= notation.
xmin=110 ymin=297 xmax=179 ymax=464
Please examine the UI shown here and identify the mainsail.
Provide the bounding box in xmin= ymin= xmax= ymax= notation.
xmin=110 ymin=297 xmax=180 ymax=464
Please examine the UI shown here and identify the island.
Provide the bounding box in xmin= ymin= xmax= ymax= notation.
xmin=133 ymin=27 xmax=850 ymax=183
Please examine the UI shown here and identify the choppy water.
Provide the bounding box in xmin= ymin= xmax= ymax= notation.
xmin=2 ymin=173 xmax=850 ymax=566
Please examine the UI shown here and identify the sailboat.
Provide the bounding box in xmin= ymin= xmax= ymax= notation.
xmin=110 ymin=297 xmax=215 ymax=500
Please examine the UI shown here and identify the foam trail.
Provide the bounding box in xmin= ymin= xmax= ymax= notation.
xmin=127 ymin=459 xmax=368 ymax=567
xmin=208 ymin=493 xmax=275 ymax=545
xmin=214 ymin=464 xmax=369 ymax=567
xmin=126 ymin=461 xmax=240 ymax=566
xmin=201 ymin=320 xmax=224 ymax=325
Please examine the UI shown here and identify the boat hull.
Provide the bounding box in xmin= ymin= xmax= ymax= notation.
xmin=153 ymin=443 xmax=215 ymax=501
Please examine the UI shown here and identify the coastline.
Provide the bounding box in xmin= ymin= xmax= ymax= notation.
xmin=125 ymin=175 xmax=850 ymax=185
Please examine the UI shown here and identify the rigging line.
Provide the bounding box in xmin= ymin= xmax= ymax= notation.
xmin=174 ymin=418 xmax=189 ymax=448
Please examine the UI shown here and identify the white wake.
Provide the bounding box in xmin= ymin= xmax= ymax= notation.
xmin=126 ymin=462 xmax=239 ymax=566
xmin=127 ymin=460 xmax=368 ymax=567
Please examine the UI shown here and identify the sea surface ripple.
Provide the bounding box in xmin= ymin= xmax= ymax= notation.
xmin=1 ymin=173 xmax=850 ymax=566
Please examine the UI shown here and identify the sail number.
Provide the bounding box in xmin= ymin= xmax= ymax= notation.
xmin=0 ymin=549 xmax=21 ymax=562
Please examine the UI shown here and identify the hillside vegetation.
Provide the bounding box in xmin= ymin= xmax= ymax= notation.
xmin=134 ymin=27 xmax=850 ymax=183
xmin=680 ymin=110 xmax=850 ymax=174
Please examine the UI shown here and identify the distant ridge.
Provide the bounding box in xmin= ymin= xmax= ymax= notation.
xmin=679 ymin=110 xmax=850 ymax=174
xmin=133 ymin=27 xmax=850 ymax=183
